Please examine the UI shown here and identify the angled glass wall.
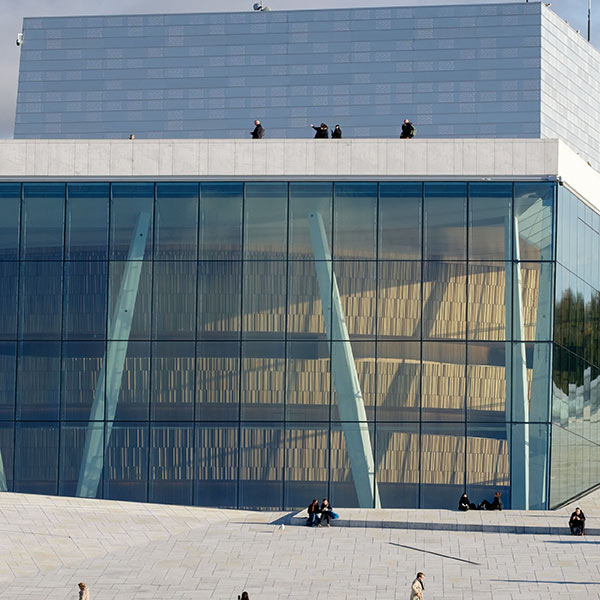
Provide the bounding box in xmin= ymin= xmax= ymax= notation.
xmin=0 ymin=180 xmax=557 ymax=508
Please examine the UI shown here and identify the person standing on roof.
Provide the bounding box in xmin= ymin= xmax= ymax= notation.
xmin=310 ymin=122 xmax=329 ymax=138
xmin=400 ymin=119 xmax=416 ymax=139
xmin=251 ymin=120 xmax=265 ymax=139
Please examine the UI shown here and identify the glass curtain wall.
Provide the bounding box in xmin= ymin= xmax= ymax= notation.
xmin=0 ymin=180 xmax=555 ymax=508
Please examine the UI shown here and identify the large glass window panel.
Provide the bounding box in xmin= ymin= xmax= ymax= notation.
xmin=0 ymin=262 xmax=18 ymax=339
xmin=557 ymin=187 xmax=575 ymax=271
xmin=583 ymin=284 xmax=600 ymax=368
xmin=423 ymin=182 xmax=466 ymax=260
xmin=59 ymin=422 xmax=103 ymax=498
xmin=155 ymin=183 xmax=198 ymax=260
xmin=61 ymin=341 xmax=104 ymax=421
xmin=421 ymin=422 xmax=465 ymax=509
xmin=468 ymin=262 xmax=510 ymax=341
xmin=513 ymin=262 xmax=553 ymax=341
xmin=422 ymin=341 xmax=465 ymax=421
xmin=149 ymin=423 xmax=193 ymax=505
xmin=468 ymin=182 xmax=512 ymax=260
xmin=335 ymin=261 xmax=376 ymax=339
xmin=289 ymin=182 xmax=332 ymax=260
xmin=0 ymin=343 xmax=16 ymax=421
xmin=285 ymin=423 xmax=329 ymax=508
xmin=198 ymin=261 xmax=241 ymax=340
xmin=195 ymin=423 xmax=238 ymax=507
xmin=244 ymin=183 xmax=287 ymax=260
xmin=152 ymin=261 xmax=196 ymax=339
xmin=110 ymin=183 xmax=154 ymax=260
xmin=20 ymin=261 xmax=63 ymax=340
xmin=514 ymin=182 xmax=554 ymax=261
xmin=287 ymin=261 xmax=330 ymax=340
xmin=63 ymin=261 xmax=108 ymax=340
xmin=17 ymin=341 xmax=61 ymax=420
xmin=199 ymin=183 xmax=243 ymax=260
xmin=553 ymin=264 xmax=577 ymax=354
xmin=466 ymin=423 xmax=509 ymax=506
xmin=0 ymin=183 xmax=20 ymax=261
xmin=15 ymin=422 xmax=59 ymax=494
xmin=242 ymin=261 xmax=286 ymax=338
xmin=241 ymin=340 xmax=285 ymax=421
xmin=151 ymin=342 xmax=194 ymax=421
xmin=330 ymin=422 xmax=375 ymax=507
xmin=378 ymin=182 xmax=422 ymax=260
xmin=22 ymin=183 xmax=64 ymax=260
xmin=333 ymin=183 xmax=376 ymax=259
xmin=108 ymin=261 xmax=152 ymax=340
xmin=196 ymin=341 xmax=240 ymax=421
xmin=376 ymin=341 xmax=420 ymax=422
xmin=375 ymin=422 xmax=419 ymax=508
xmin=512 ymin=342 xmax=551 ymax=423
xmin=286 ymin=341 xmax=330 ymax=421
xmin=239 ymin=423 xmax=283 ymax=509
xmin=422 ymin=262 xmax=467 ymax=340
xmin=66 ymin=183 xmax=109 ymax=260
xmin=378 ymin=262 xmax=421 ymax=339
xmin=103 ymin=422 xmax=148 ymax=502
xmin=331 ymin=341 xmax=375 ymax=421
xmin=467 ymin=342 xmax=508 ymax=422
xmin=511 ymin=423 xmax=549 ymax=509
xmin=108 ymin=341 xmax=150 ymax=421
xmin=0 ymin=423 xmax=14 ymax=491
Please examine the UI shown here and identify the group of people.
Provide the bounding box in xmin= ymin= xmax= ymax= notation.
xmin=458 ymin=491 xmax=504 ymax=511
xmin=250 ymin=119 xmax=415 ymax=139
xmin=306 ymin=498 xmax=338 ymax=527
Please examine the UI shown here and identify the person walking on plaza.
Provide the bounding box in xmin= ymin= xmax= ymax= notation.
xmin=310 ymin=122 xmax=329 ymax=138
xmin=410 ymin=572 xmax=424 ymax=600
xmin=331 ymin=124 xmax=342 ymax=138
xmin=569 ymin=507 xmax=586 ymax=535
xmin=78 ymin=583 xmax=90 ymax=600
xmin=250 ymin=120 xmax=265 ymax=139
xmin=400 ymin=119 xmax=415 ymax=139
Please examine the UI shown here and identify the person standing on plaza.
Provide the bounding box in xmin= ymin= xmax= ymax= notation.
xmin=400 ymin=119 xmax=416 ymax=139
xmin=78 ymin=582 xmax=90 ymax=600
xmin=331 ymin=124 xmax=342 ymax=138
xmin=410 ymin=572 xmax=424 ymax=600
xmin=250 ymin=120 xmax=265 ymax=139
xmin=310 ymin=123 xmax=329 ymax=138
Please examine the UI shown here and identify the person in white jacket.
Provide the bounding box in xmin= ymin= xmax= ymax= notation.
xmin=410 ymin=572 xmax=424 ymax=600
xmin=78 ymin=582 xmax=89 ymax=600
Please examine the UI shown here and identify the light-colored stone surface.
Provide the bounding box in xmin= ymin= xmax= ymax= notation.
xmin=2 ymin=491 xmax=600 ymax=599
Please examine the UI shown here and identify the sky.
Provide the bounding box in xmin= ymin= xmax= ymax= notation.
xmin=0 ymin=0 xmax=596 ymax=138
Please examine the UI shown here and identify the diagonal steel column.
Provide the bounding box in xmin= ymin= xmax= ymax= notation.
xmin=308 ymin=211 xmax=380 ymax=508
xmin=0 ymin=449 xmax=6 ymax=491
xmin=76 ymin=212 xmax=151 ymax=498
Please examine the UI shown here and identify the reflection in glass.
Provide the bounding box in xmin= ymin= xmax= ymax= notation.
xmin=0 ymin=183 xmax=20 ymax=260
xmin=196 ymin=341 xmax=240 ymax=421
xmin=511 ymin=423 xmax=548 ymax=509
xmin=66 ymin=183 xmax=109 ymax=260
xmin=0 ymin=262 xmax=18 ymax=339
xmin=286 ymin=341 xmax=330 ymax=421
xmin=514 ymin=182 xmax=554 ymax=261
xmin=199 ymin=183 xmax=243 ymax=260
xmin=0 ymin=343 xmax=16 ymax=421
xmin=468 ymin=262 xmax=509 ymax=340
xmin=468 ymin=183 xmax=512 ymax=260
xmin=61 ymin=341 xmax=104 ymax=421
xmin=335 ymin=261 xmax=376 ymax=338
xmin=333 ymin=183 xmax=377 ymax=259
xmin=244 ymin=183 xmax=287 ymax=259
xmin=376 ymin=422 xmax=419 ymax=508
xmin=150 ymin=423 xmax=193 ymax=505
xmin=512 ymin=342 xmax=551 ymax=422
xmin=376 ymin=341 xmax=420 ymax=422
xmin=467 ymin=342 xmax=507 ymax=422
xmin=22 ymin=183 xmax=64 ymax=260
xmin=0 ymin=422 xmax=14 ymax=491
xmin=378 ymin=262 xmax=421 ymax=338
xmin=103 ymin=422 xmax=148 ymax=502
xmin=285 ymin=423 xmax=329 ymax=508
xmin=513 ymin=262 xmax=553 ymax=341
xmin=151 ymin=342 xmax=194 ymax=421
xmin=239 ymin=423 xmax=283 ymax=509
xmin=17 ymin=341 xmax=61 ymax=420
xmin=155 ymin=183 xmax=198 ymax=260
xmin=289 ymin=183 xmax=332 ymax=260
xmin=424 ymin=182 xmax=466 ymax=260
xmin=195 ymin=424 xmax=238 ymax=507
xmin=15 ymin=422 xmax=59 ymax=494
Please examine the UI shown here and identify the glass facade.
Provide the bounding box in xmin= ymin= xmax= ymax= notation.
xmin=0 ymin=180 xmax=558 ymax=509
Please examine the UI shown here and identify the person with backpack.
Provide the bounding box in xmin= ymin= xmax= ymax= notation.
xmin=400 ymin=119 xmax=416 ymax=139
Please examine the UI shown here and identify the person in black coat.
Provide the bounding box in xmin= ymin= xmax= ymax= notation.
xmin=478 ymin=491 xmax=503 ymax=511
xmin=250 ymin=120 xmax=265 ymax=139
xmin=310 ymin=123 xmax=329 ymax=138
xmin=319 ymin=498 xmax=334 ymax=527
xmin=331 ymin=124 xmax=342 ymax=139
xmin=569 ymin=507 xmax=586 ymax=535
xmin=400 ymin=119 xmax=415 ymax=139
xmin=458 ymin=493 xmax=476 ymax=511
xmin=306 ymin=498 xmax=320 ymax=527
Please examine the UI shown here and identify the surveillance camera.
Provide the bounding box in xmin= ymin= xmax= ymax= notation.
xmin=16 ymin=32 xmax=23 ymax=46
